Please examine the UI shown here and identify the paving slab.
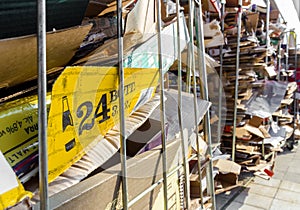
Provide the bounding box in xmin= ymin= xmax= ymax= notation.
xmin=283 ymin=171 xmax=300 ymax=184
xmin=270 ymin=198 xmax=300 ymax=210
xmin=273 ymin=164 xmax=290 ymax=172
xmin=276 ymin=152 xmax=295 ymax=159
xmin=246 ymin=183 xmax=277 ymax=198
xmin=279 ymin=180 xmax=300 ymax=193
xmin=234 ymin=190 xmax=273 ymax=209
xmin=253 ymin=177 xmax=281 ymax=188
xmin=216 ymin=187 xmax=244 ymax=210
xmin=275 ymin=189 xmax=300 ymax=204
xmin=293 ymin=153 xmax=300 ymax=159
xmin=286 ymin=158 xmax=300 ymax=167
xmin=274 ymin=156 xmax=293 ymax=165
xmin=225 ymin=201 xmax=265 ymax=210
xmin=272 ymin=170 xmax=285 ymax=179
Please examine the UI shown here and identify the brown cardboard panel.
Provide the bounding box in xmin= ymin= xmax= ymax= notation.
xmin=84 ymin=0 xmax=132 ymax=17
xmin=169 ymin=48 xmax=219 ymax=75
xmin=245 ymin=12 xmax=259 ymax=33
xmin=236 ymin=144 xmax=261 ymax=155
xmin=214 ymin=159 xmax=241 ymax=175
xmin=98 ymin=0 xmax=134 ymax=16
xmin=236 ymin=127 xmax=252 ymax=140
xmin=216 ymin=173 xmax=238 ymax=185
xmin=259 ymin=126 xmax=271 ymax=138
xmin=225 ymin=0 xmax=251 ymax=7
xmin=245 ymin=124 xmax=265 ymax=139
xmin=287 ymin=82 xmax=297 ymax=95
xmin=215 ymin=181 xmax=241 ymax=195
xmin=0 ymin=25 xmax=92 ymax=88
xmin=248 ymin=116 xmax=263 ymax=127
xmin=265 ymin=66 xmax=277 ymax=77
xmin=189 ymin=167 xmax=209 ymax=198
xmin=84 ymin=1 xmax=110 ymax=17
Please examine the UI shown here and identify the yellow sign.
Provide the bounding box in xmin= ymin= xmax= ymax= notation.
xmin=48 ymin=66 xmax=159 ymax=182
xmin=0 ymin=94 xmax=50 ymax=177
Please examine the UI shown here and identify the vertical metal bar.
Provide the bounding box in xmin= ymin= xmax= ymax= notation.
xmin=293 ymin=33 xmax=297 ymax=143
xmin=37 ymin=0 xmax=48 ymax=209
xmin=218 ymin=0 xmax=226 ymax=146
xmin=262 ymin=0 xmax=270 ymax=159
xmin=175 ymin=1 xmax=190 ymax=209
xmin=296 ymin=42 xmax=299 ymax=124
xmin=117 ymin=0 xmax=128 ymax=209
xmin=265 ymin=0 xmax=270 ymax=64
xmin=295 ymin=34 xmax=298 ymax=75
xmin=186 ymin=0 xmax=195 ymax=92
xmin=262 ymin=135 xmax=265 ymax=158
xmin=195 ymin=3 xmax=216 ymax=210
xmin=155 ymin=0 xmax=168 ymax=209
xmin=194 ymin=15 xmax=204 ymax=210
xmin=188 ymin=1 xmax=205 ymax=208
xmin=286 ymin=32 xmax=290 ymax=82
xmin=232 ymin=0 xmax=243 ymax=162
xmin=293 ymin=91 xmax=297 ymax=142
xmin=277 ymin=39 xmax=282 ymax=81
xmin=194 ymin=10 xmax=205 ymax=209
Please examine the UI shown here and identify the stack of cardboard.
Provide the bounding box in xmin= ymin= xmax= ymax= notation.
xmin=205 ymin=2 xmax=296 ymax=178
xmin=214 ymin=9 xmax=267 ymax=153
xmin=273 ymin=82 xmax=298 ymax=139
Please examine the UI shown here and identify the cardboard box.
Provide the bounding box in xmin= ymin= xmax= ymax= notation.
xmin=214 ymin=159 xmax=241 ymax=186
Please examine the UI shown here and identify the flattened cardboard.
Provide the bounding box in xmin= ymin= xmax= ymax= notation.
xmin=236 ymin=144 xmax=261 ymax=156
xmin=259 ymin=126 xmax=271 ymax=138
xmin=236 ymin=127 xmax=252 ymax=140
xmin=150 ymin=89 xmax=211 ymax=141
xmin=265 ymin=66 xmax=277 ymax=78
xmin=0 ymin=25 xmax=92 ymax=88
xmin=245 ymin=124 xmax=265 ymax=139
xmin=214 ymin=159 xmax=241 ymax=175
xmin=248 ymin=116 xmax=263 ymax=127
xmin=245 ymin=12 xmax=259 ymax=33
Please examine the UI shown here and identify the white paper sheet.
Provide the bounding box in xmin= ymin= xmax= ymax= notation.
xmin=0 ymin=151 xmax=18 ymax=194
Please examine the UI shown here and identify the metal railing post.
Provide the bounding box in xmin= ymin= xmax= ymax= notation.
xmin=37 ymin=0 xmax=49 ymax=209
xmin=117 ymin=0 xmax=128 ymax=209
xmin=195 ymin=3 xmax=216 ymax=210
xmin=277 ymin=39 xmax=282 ymax=81
xmin=232 ymin=0 xmax=243 ymax=162
xmin=218 ymin=0 xmax=226 ymax=147
xmin=188 ymin=1 xmax=206 ymax=208
xmin=265 ymin=0 xmax=270 ymax=64
xmin=262 ymin=0 xmax=270 ymax=159
xmin=175 ymin=1 xmax=191 ymax=209
xmin=155 ymin=0 xmax=168 ymax=209
xmin=186 ymin=0 xmax=195 ymax=92
xmin=287 ymin=32 xmax=290 ymax=82
xmin=293 ymin=33 xmax=298 ymax=144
